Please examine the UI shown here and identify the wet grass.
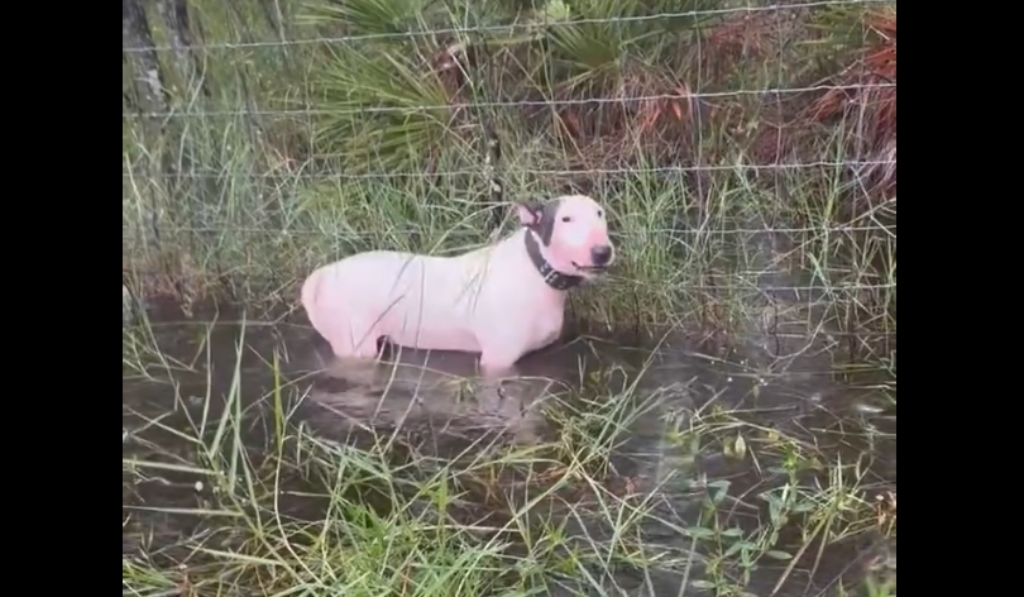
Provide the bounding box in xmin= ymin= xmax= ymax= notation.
xmin=123 ymin=110 xmax=896 ymax=362
xmin=122 ymin=309 xmax=896 ymax=597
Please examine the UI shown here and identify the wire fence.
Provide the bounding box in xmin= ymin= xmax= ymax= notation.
xmin=124 ymin=160 xmax=897 ymax=181
xmin=122 ymin=0 xmax=893 ymax=53
xmin=122 ymin=225 xmax=895 ymax=237
xmin=126 ymin=83 xmax=896 ymax=119
xmin=122 ymin=0 xmax=897 ymax=331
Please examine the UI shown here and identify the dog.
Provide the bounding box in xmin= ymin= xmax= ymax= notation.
xmin=302 ymin=125 xmax=614 ymax=415
xmin=301 ymin=195 xmax=615 ymax=393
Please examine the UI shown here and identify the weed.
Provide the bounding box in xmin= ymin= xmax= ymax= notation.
xmin=123 ymin=309 xmax=896 ymax=596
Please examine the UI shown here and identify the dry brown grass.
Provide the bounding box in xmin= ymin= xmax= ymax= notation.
xmin=504 ymin=7 xmax=897 ymax=203
xmin=808 ymin=7 xmax=896 ymax=199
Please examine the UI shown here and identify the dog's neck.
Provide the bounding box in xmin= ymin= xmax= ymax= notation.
xmin=523 ymin=229 xmax=584 ymax=291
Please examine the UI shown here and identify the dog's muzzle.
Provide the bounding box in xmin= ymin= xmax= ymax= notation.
xmin=590 ymin=245 xmax=613 ymax=266
xmin=573 ymin=244 xmax=614 ymax=273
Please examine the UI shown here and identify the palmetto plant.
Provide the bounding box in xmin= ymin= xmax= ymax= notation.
xmin=300 ymin=0 xmax=460 ymax=172
xmin=301 ymin=0 xmax=725 ymax=171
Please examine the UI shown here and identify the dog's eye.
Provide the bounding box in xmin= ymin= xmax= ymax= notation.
xmin=597 ymin=210 xmax=604 ymax=218
xmin=561 ymin=216 xmax=572 ymax=223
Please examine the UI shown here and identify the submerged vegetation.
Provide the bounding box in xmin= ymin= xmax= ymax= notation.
xmin=123 ymin=0 xmax=896 ymax=595
xmin=123 ymin=313 xmax=896 ymax=596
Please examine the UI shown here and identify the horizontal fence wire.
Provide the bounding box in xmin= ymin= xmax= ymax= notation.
xmin=122 ymin=226 xmax=895 ymax=237
xmin=125 ymin=83 xmax=895 ymax=119
xmin=118 ymin=274 xmax=896 ymax=294
xmin=122 ymin=0 xmax=892 ymax=53
xmin=125 ymin=161 xmax=897 ymax=180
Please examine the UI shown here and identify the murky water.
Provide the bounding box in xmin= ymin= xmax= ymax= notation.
xmin=123 ymin=295 xmax=895 ymax=597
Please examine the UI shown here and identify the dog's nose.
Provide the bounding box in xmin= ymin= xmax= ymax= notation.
xmin=590 ymin=245 xmax=613 ymax=266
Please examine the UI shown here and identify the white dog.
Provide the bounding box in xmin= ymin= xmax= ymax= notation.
xmin=301 ymin=195 xmax=615 ymax=406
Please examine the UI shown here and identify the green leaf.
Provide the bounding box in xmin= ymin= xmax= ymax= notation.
xmin=301 ymin=0 xmax=428 ymax=37
xmin=720 ymin=526 xmax=744 ymax=537
xmin=310 ymin=43 xmax=453 ymax=170
xmin=685 ymin=526 xmax=715 ymax=539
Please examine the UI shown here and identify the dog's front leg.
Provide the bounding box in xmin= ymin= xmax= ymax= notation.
xmin=479 ymin=354 xmax=543 ymax=445
xmin=478 ymin=349 xmax=524 ymax=418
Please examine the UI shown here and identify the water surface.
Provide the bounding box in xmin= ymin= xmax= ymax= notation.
xmin=123 ymin=296 xmax=895 ymax=596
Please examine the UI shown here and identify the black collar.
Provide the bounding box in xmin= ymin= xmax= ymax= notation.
xmin=524 ymin=230 xmax=584 ymax=291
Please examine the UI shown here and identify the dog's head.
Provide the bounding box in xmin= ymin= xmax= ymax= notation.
xmin=517 ymin=195 xmax=615 ymax=278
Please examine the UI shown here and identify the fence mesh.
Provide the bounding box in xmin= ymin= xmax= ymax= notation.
xmin=123 ymin=4 xmax=897 ymax=594
xmin=122 ymin=0 xmax=896 ymax=356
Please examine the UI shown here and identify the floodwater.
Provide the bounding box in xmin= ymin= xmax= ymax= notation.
xmin=123 ymin=294 xmax=895 ymax=597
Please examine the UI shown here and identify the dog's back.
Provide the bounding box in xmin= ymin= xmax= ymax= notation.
xmin=301 ymin=245 xmax=519 ymax=354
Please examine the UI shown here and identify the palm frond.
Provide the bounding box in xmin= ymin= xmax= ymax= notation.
xmin=301 ymin=0 xmax=430 ymax=37
xmin=313 ymin=44 xmax=454 ymax=170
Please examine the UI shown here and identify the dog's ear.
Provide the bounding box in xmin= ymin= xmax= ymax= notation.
xmin=516 ymin=202 xmax=544 ymax=228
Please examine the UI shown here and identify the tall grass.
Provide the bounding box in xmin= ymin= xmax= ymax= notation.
xmin=123 ymin=0 xmax=896 ymax=359
xmin=123 ymin=311 xmax=896 ymax=596
xmin=123 ymin=2 xmax=896 ymax=594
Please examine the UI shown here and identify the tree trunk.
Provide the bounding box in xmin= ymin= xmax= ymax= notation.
xmin=158 ymin=0 xmax=211 ymax=98
xmin=123 ymin=0 xmax=167 ymax=259
xmin=123 ymin=0 xmax=166 ymax=116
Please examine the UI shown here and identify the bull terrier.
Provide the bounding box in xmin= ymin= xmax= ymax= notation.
xmin=302 ymin=123 xmax=613 ymax=418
